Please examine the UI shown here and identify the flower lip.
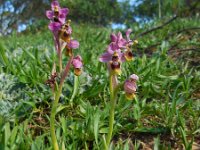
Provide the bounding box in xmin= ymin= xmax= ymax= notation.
xmin=128 ymin=51 xmax=133 ymax=57
xmin=65 ymin=26 xmax=72 ymax=34
xmin=110 ymin=61 xmax=120 ymax=70
xmin=65 ymin=47 xmax=72 ymax=57
xmin=74 ymin=68 xmax=82 ymax=76
xmin=124 ymin=50 xmax=134 ymax=61
xmin=53 ymin=16 xmax=59 ymax=22
xmin=62 ymin=21 xmax=72 ymax=35
xmin=126 ymin=93 xmax=135 ymax=100
xmin=109 ymin=61 xmax=121 ymax=75
xmin=60 ymin=24 xmax=72 ymax=42
xmin=112 ymin=51 xmax=119 ymax=61
xmin=112 ymin=55 xmax=119 ymax=61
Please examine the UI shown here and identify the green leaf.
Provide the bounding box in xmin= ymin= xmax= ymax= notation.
xmin=56 ymin=105 xmax=68 ymax=114
xmin=4 ymin=122 xmax=11 ymax=146
xmin=94 ymin=109 xmax=100 ymax=145
xmin=134 ymin=127 xmax=169 ymax=134
xmin=157 ymin=74 xmax=179 ymax=80
xmin=22 ymin=49 xmax=36 ymax=60
xmin=70 ymin=75 xmax=79 ymax=103
xmin=154 ymin=137 xmax=160 ymax=150
xmin=9 ymin=126 xmax=18 ymax=145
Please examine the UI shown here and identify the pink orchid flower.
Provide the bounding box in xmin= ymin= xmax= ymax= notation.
xmin=126 ymin=28 xmax=138 ymax=46
xmin=46 ymin=0 xmax=69 ymax=24
xmin=46 ymin=0 xmax=69 ymax=31
xmin=124 ymin=74 xmax=139 ymax=100
xmin=99 ymin=49 xmax=124 ymax=75
xmin=68 ymin=40 xmax=79 ymax=49
xmin=65 ymin=40 xmax=79 ymax=57
xmin=108 ymin=32 xmax=127 ymax=51
xmin=123 ymin=29 xmax=135 ymax=61
xmin=125 ymin=29 xmax=133 ymax=46
xmin=99 ymin=49 xmax=124 ymax=63
xmin=72 ymin=55 xmax=83 ymax=76
xmin=60 ymin=20 xmax=73 ymax=42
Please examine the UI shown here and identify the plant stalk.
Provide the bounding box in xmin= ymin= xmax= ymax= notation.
xmin=50 ymin=86 xmax=61 ymax=150
xmin=106 ymin=75 xmax=117 ymax=148
xmin=158 ymin=0 xmax=161 ymax=18
xmin=50 ymin=55 xmax=73 ymax=150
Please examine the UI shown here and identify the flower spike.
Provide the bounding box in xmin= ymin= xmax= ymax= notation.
xmin=99 ymin=30 xmax=139 ymax=148
xmin=46 ymin=1 xmax=83 ymax=150
xmin=46 ymin=0 xmax=69 ymax=24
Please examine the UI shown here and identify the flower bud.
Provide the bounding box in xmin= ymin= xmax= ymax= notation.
xmin=124 ymin=74 xmax=139 ymax=100
xmin=72 ymin=55 xmax=83 ymax=76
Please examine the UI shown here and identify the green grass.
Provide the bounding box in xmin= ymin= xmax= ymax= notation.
xmin=0 ymin=18 xmax=200 ymax=149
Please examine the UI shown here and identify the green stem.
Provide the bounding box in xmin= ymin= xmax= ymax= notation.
xmin=50 ymin=56 xmax=73 ymax=150
xmin=109 ymin=75 xmax=113 ymax=97
xmin=106 ymin=75 xmax=117 ymax=148
xmin=158 ymin=0 xmax=161 ymax=18
xmin=50 ymin=86 xmax=62 ymax=150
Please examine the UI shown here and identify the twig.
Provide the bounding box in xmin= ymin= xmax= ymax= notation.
xmin=168 ymin=43 xmax=180 ymax=51
xmin=169 ymin=47 xmax=200 ymax=52
xmin=165 ymin=27 xmax=200 ymax=40
xmin=143 ymin=42 xmax=161 ymax=51
xmin=134 ymin=15 xmax=178 ymax=39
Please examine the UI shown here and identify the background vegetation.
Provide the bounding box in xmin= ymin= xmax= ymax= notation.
xmin=0 ymin=0 xmax=200 ymax=149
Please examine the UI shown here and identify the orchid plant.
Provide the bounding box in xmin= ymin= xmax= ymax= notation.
xmin=46 ymin=1 xmax=83 ymax=149
xmin=99 ymin=29 xmax=139 ymax=149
